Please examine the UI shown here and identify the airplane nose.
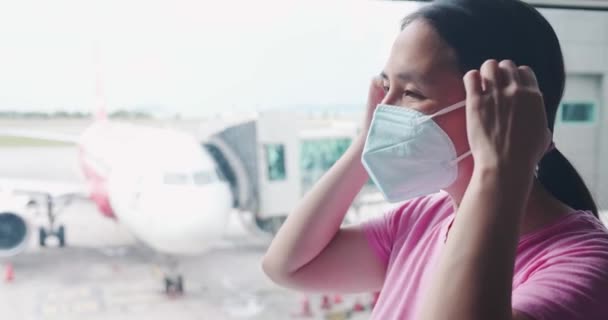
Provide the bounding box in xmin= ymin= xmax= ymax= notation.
xmin=141 ymin=183 xmax=234 ymax=255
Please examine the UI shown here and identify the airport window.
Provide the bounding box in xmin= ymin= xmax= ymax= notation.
xmin=265 ymin=144 xmax=287 ymax=181
xmin=8 ymin=2 xmax=608 ymax=318
xmin=561 ymin=102 xmax=595 ymax=123
xmin=300 ymin=138 xmax=351 ymax=192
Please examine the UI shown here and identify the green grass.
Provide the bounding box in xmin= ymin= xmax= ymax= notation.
xmin=0 ymin=136 xmax=74 ymax=147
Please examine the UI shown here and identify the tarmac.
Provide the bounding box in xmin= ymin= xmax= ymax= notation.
xmin=0 ymin=142 xmax=375 ymax=320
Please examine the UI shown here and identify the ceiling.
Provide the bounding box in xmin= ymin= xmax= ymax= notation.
xmin=526 ymin=0 xmax=608 ymax=10
xmin=393 ymin=0 xmax=608 ymax=11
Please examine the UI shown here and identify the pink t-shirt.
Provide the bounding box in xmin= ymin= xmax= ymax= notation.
xmin=362 ymin=191 xmax=608 ymax=320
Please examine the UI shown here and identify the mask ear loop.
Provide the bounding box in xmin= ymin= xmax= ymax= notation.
xmin=413 ymin=99 xmax=470 ymax=165
xmin=415 ymin=100 xmax=467 ymax=125
xmin=449 ymin=150 xmax=472 ymax=166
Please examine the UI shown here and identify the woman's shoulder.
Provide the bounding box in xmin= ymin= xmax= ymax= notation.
xmin=386 ymin=191 xmax=456 ymax=237
xmin=517 ymin=210 xmax=608 ymax=264
xmin=520 ymin=210 xmax=608 ymax=244
xmin=514 ymin=211 xmax=608 ymax=307
xmin=400 ymin=191 xmax=454 ymax=221
xmin=557 ymin=210 xmax=608 ymax=248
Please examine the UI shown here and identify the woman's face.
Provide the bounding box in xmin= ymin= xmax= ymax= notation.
xmin=380 ymin=20 xmax=473 ymax=186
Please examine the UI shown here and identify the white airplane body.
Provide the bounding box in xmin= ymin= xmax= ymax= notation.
xmin=0 ymin=118 xmax=234 ymax=258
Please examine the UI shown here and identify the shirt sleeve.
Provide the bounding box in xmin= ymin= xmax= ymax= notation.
xmin=361 ymin=205 xmax=401 ymax=267
xmin=512 ymin=236 xmax=608 ymax=320
xmin=360 ymin=192 xmax=450 ymax=268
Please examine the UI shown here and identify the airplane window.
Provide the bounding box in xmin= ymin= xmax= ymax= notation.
xmin=163 ymin=173 xmax=191 ymax=185
xmin=192 ymin=170 xmax=217 ymax=185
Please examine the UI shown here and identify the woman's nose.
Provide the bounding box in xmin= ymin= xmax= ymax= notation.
xmin=380 ymin=89 xmax=401 ymax=106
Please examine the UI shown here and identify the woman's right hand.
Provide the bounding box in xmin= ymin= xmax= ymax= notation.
xmin=360 ymin=76 xmax=387 ymax=136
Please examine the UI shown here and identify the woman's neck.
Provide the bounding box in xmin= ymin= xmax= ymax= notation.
xmin=446 ymin=177 xmax=574 ymax=238
xmin=519 ymin=179 xmax=575 ymax=235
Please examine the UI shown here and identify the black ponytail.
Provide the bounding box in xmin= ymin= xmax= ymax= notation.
xmin=538 ymin=149 xmax=599 ymax=217
xmin=403 ymin=0 xmax=599 ymax=218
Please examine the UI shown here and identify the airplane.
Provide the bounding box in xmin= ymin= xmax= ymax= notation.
xmin=0 ymin=109 xmax=234 ymax=294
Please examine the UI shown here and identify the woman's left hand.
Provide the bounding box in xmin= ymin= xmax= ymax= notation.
xmin=463 ymin=59 xmax=551 ymax=174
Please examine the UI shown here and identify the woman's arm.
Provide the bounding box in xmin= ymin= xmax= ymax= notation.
xmin=419 ymin=165 xmax=533 ymax=320
xmin=262 ymin=79 xmax=389 ymax=293
xmin=417 ymin=60 xmax=550 ymax=320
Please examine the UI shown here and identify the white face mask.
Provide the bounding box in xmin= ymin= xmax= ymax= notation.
xmin=361 ymin=100 xmax=471 ymax=203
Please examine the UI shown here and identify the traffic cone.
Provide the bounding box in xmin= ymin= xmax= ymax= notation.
xmin=333 ymin=294 xmax=343 ymax=304
xmin=320 ymin=294 xmax=331 ymax=310
xmin=292 ymin=295 xmax=313 ymax=318
xmin=4 ymin=263 xmax=14 ymax=283
xmin=352 ymin=298 xmax=366 ymax=312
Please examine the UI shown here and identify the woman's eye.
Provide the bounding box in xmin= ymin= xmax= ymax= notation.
xmin=381 ymin=85 xmax=424 ymax=99
xmin=404 ymin=90 xmax=424 ymax=99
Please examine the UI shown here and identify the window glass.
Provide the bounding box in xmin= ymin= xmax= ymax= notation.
xmin=3 ymin=2 xmax=606 ymax=319
xmin=265 ymin=144 xmax=287 ymax=181
xmin=300 ymin=138 xmax=351 ymax=192
xmin=561 ymin=102 xmax=595 ymax=123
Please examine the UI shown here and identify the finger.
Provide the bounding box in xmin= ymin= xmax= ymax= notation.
xmin=480 ymin=59 xmax=500 ymax=91
xmin=463 ymin=69 xmax=483 ymax=96
xmin=368 ymin=76 xmax=385 ymax=107
xmin=498 ymin=60 xmax=520 ymax=86
xmin=463 ymin=70 xmax=484 ymax=119
xmin=517 ymin=65 xmax=539 ymax=89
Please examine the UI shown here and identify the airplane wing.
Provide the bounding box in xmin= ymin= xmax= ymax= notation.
xmin=0 ymin=129 xmax=86 ymax=200
xmin=0 ymin=177 xmax=90 ymax=201
xmin=0 ymin=129 xmax=79 ymax=145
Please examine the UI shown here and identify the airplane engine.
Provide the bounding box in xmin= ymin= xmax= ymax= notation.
xmin=0 ymin=212 xmax=30 ymax=257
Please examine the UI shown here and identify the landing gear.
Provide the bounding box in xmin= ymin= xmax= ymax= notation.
xmin=160 ymin=255 xmax=184 ymax=295
xmin=32 ymin=194 xmax=68 ymax=248
xmin=38 ymin=225 xmax=66 ymax=247
xmin=164 ymin=275 xmax=184 ymax=295
xmin=38 ymin=227 xmax=45 ymax=247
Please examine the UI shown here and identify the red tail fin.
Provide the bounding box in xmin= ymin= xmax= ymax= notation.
xmin=94 ymin=49 xmax=107 ymax=122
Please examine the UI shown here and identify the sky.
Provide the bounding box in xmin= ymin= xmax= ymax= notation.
xmin=0 ymin=0 xmax=422 ymax=118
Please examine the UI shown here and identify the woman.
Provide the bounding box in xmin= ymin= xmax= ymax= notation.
xmin=262 ymin=0 xmax=608 ymax=319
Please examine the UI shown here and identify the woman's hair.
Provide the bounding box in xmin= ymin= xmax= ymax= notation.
xmin=402 ymin=0 xmax=599 ymax=217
